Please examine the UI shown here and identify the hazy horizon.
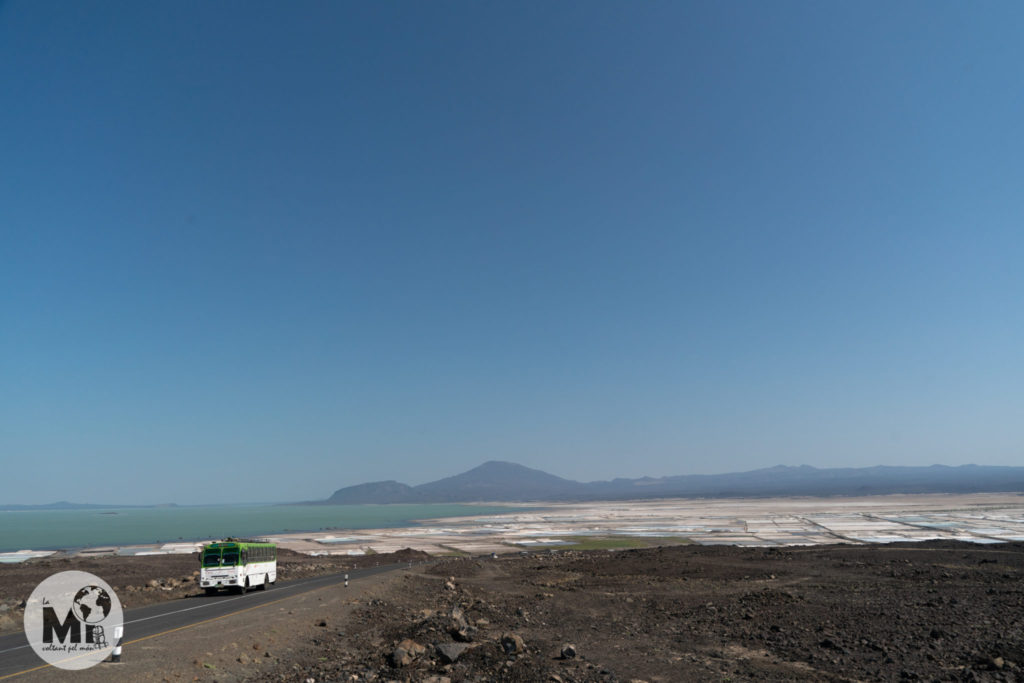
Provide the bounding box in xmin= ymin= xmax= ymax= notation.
xmin=4 ymin=460 xmax=1022 ymax=508
xmin=3 ymin=3 xmax=1022 ymax=505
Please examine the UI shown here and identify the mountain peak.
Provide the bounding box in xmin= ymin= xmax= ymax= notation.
xmin=412 ymin=460 xmax=583 ymax=502
xmin=467 ymin=461 xmax=553 ymax=475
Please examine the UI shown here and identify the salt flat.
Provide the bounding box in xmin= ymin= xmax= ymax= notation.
xmin=267 ymin=492 xmax=1024 ymax=556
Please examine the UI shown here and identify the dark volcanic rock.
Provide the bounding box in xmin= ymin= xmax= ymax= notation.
xmin=501 ymin=632 xmax=527 ymax=655
xmin=248 ymin=541 xmax=1024 ymax=683
xmin=435 ymin=642 xmax=472 ymax=664
xmin=448 ymin=605 xmax=475 ymax=641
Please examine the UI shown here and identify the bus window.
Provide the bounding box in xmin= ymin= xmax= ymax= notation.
xmin=222 ymin=551 xmax=239 ymax=566
xmin=202 ymin=550 xmax=221 ymax=567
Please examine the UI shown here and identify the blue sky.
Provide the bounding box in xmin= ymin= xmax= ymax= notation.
xmin=2 ymin=2 xmax=1022 ymax=504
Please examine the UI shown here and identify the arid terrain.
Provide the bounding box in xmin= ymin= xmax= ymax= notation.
xmin=4 ymin=541 xmax=1024 ymax=682
xmin=252 ymin=541 xmax=1024 ymax=682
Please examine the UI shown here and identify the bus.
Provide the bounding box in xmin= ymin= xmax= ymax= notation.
xmin=199 ymin=540 xmax=277 ymax=595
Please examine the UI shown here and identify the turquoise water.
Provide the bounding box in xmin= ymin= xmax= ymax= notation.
xmin=0 ymin=504 xmax=517 ymax=552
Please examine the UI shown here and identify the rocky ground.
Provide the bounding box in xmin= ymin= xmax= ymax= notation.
xmin=6 ymin=541 xmax=1024 ymax=681
xmin=248 ymin=541 xmax=1024 ymax=682
xmin=0 ymin=548 xmax=426 ymax=635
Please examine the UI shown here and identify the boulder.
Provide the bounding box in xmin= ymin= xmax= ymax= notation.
xmin=560 ymin=643 xmax=577 ymax=659
xmin=449 ymin=606 xmax=475 ymax=641
xmin=389 ymin=637 xmax=427 ymax=667
xmin=501 ymin=633 xmax=526 ymax=655
xmin=397 ymin=638 xmax=426 ymax=656
xmin=389 ymin=646 xmax=414 ymax=668
xmin=435 ymin=642 xmax=471 ymax=664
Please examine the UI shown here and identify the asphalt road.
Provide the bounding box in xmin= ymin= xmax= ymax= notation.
xmin=0 ymin=562 xmax=407 ymax=679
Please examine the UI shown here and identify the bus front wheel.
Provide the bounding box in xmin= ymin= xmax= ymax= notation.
xmin=204 ymin=587 xmax=217 ymax=596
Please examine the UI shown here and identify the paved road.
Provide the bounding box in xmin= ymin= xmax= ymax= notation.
xmin=0 ymin=562 xmax=409 ymax=679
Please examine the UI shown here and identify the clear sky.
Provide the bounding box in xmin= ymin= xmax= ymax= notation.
xmin=2 ymin=2 xmax=1022 ymax=505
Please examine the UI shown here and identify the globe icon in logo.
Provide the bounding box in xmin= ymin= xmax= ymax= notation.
xmin=71 ymin=585 xmax=112 ymax=624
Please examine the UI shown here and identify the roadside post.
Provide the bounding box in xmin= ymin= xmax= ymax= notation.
xmin=344 ymin=573 xmax=348 ymax=588
xmin=110 ymin=626 xmax=123 ymax=662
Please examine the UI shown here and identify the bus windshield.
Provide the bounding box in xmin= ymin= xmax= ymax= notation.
xmin=202 ymin=551 xmax=221 ymax=567
xmin=221 ymin=551 xmax=239 ymax=566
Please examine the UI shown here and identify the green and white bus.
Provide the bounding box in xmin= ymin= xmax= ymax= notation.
xmin=200 ymin=540 xmax=277 ymax=595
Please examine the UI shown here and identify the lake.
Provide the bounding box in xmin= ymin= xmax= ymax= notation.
xmin=0 ymin=503 xmax=519 ymax=552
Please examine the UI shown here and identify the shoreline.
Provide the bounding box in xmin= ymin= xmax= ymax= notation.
xmin=0 ymin=501 xmax=531 ymax=559
xmin=4 ymin=492 xmax=1024 ymax=563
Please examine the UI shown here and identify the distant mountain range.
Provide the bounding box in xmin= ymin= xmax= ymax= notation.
xmin=0 ymin=501 xmax=179 ymax=511
xmin=8 ymin=463 xmax=1023 ymax=509
xmin=319 ymin=461 xmax=1024 ymax=504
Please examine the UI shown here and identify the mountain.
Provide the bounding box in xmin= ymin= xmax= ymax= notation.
xmin=323 ymin=461 xmax=585 ymax=504
xmin=0 ymin=501 xmax=179 ymax=511
xmin=325 ymin=481 xmax=416 ymax=504
xmin=413 ymin=461 xmax=585 ymax=502
xmin=586 ymin=464 xmax=1024 ymax=499
xmin=319 ymin=462 xmax=1024 ymax=505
